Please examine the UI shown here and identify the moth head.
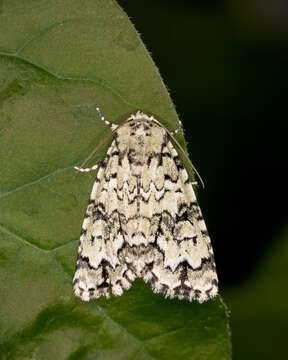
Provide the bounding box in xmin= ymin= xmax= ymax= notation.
xmin=128 ymin=111 xmax=155 ymax=122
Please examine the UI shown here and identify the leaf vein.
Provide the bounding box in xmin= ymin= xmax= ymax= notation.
xmin=0 ymin=166 xmax=72 ymax=201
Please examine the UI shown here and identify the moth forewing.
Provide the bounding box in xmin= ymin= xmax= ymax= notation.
xmin=73 ymin=111 xmax=218 ymax=302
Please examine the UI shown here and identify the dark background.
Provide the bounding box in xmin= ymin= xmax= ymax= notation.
xmin=118 ymin=1 xmax=288 ymax=359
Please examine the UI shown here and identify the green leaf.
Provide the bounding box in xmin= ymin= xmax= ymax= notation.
xmin=224 ymin=228 xmax=288 ymax=360
xmin=0 ymin=1 xmax=231 ymax=359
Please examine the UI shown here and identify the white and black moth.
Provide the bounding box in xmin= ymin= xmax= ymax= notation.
xmin=73 ymin=108 xmax=218 ymax=303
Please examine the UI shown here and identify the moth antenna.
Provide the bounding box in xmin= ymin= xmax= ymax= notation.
xmin=167 ymin=130 xmax=205 ymax=189
xmin=77 ymin=118 xmax=131 ymax=169
xmin=151 ymin=118 xmax=205 ymax=189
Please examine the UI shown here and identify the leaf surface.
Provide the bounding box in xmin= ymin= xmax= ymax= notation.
xmin=0 ymin=1 xmax=231 ymax=359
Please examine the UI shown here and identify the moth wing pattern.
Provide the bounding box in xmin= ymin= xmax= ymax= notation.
xmin=139 ymin=138 xmax=218 ymax=302
xmin=73 ymin=112 xmax=218 ymax=302
xmin=73 ymin=139 xmax=136 ymax=300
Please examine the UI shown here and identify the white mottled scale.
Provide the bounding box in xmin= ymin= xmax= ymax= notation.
xmin=73 ymin=111 xmax=218 ymax=302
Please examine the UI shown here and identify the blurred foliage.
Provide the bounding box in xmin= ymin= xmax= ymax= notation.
xmin=117 ymin=1 xmax=288 ymax=359
xmin=228 ymin=0 xmax=288 ymax=41
xmin=0 ymin=0 xmax=230 ymax=359
xmin=224 ymin=228 xmax=288 ymax=360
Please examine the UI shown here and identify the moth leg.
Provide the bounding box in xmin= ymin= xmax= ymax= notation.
xmin=96 ymin=106 xmax=118 ymax=131
xmin=74 ymin=164 xmax=99 ymax=172
xmin=170 ymin=118 xmax=183 ymax=135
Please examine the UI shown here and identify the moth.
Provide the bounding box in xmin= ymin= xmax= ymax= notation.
xmin=73 ymin=108 xmax=218 ymax=302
